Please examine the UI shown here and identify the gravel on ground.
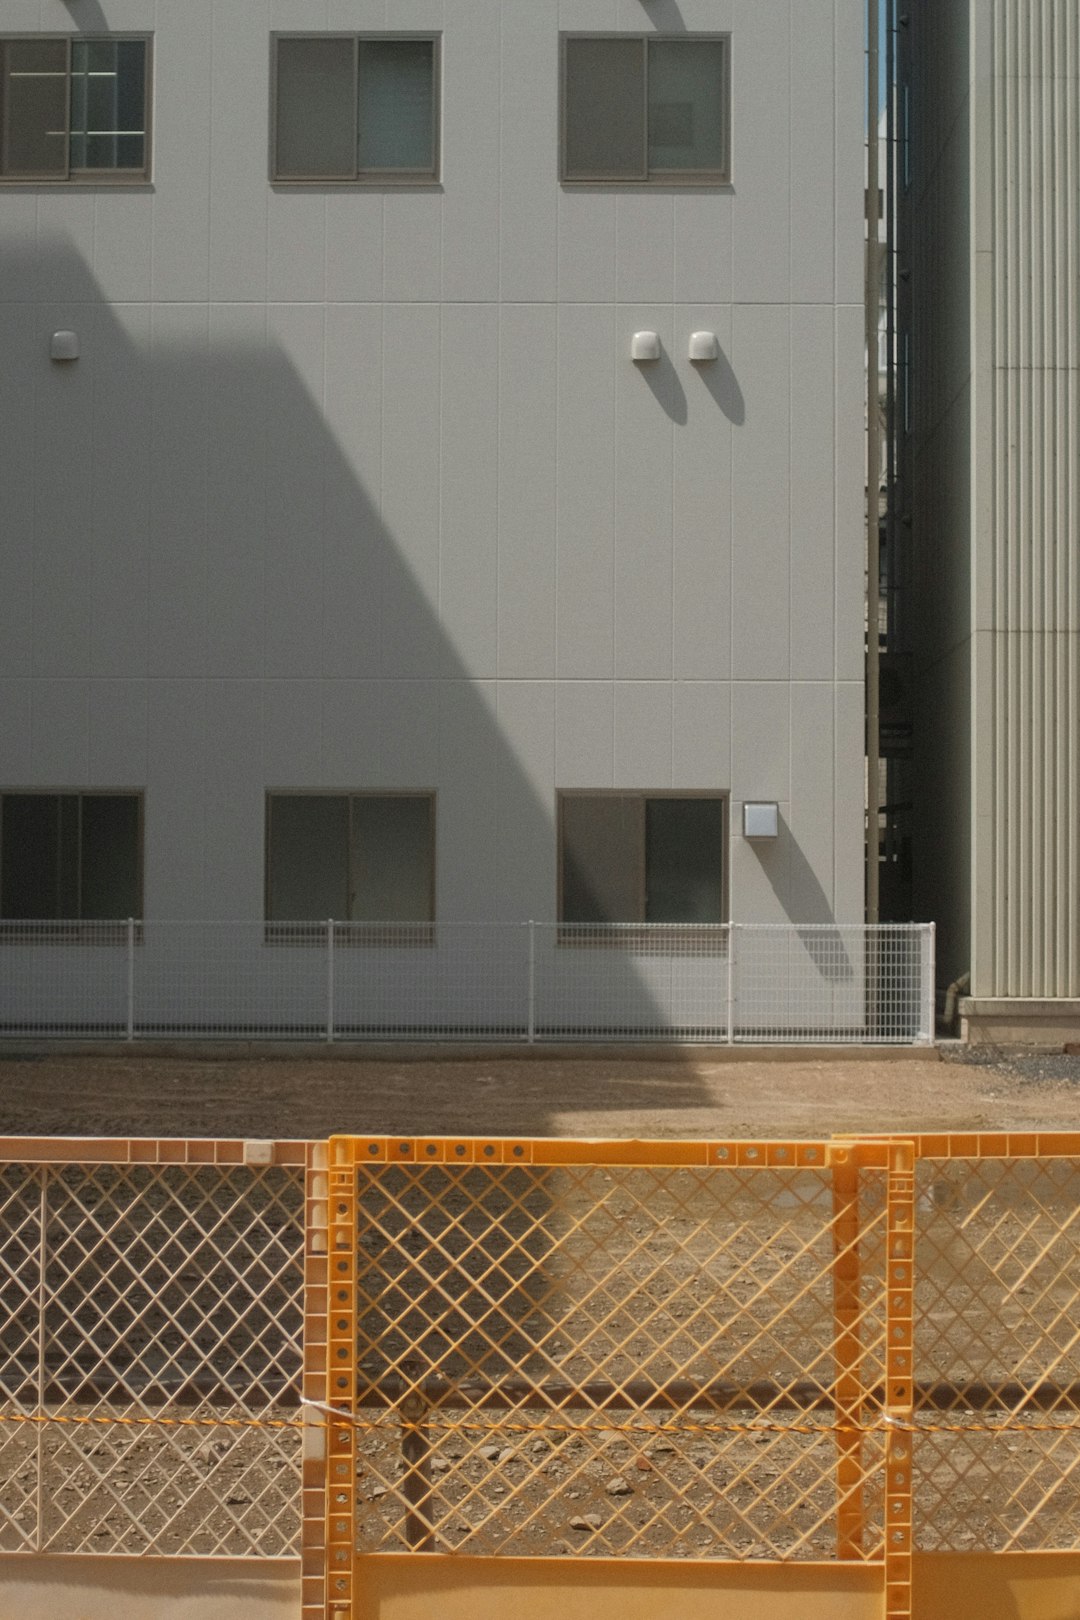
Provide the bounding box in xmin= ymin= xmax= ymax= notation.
xmin=2 ymin=1042 xmax=1080 ymax=1141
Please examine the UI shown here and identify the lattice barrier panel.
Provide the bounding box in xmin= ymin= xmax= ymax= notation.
xmin=317 ymin=1136 xmax=898 ymax=1609
xmin=912 ymin=1137 xmax=1080 ymax=1555
xmin=0 ymin=1142 xmax=309 ymax=1556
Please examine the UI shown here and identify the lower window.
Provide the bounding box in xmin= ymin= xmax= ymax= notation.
xmin=559 ymin=792 xmax=726 ymax=924
xmin=0 ymin=792 xmax=142 ymax=922
xmin=265 ymin=792 xmax=435 ymax=924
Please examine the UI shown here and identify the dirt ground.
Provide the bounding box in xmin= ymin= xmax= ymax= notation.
xmin=2 ymin=1042 xmax=1080 ymax=1141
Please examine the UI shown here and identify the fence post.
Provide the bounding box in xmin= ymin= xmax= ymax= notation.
xmin=326 ymin=919 xmax=335 ymax=1044
xmin=125 ymin=917 xmax=135 ymax=1041
xmin=922 ymin=922 xmax=937 ymax=1045
xmin=527 ymin=921 xmax=536 ymax=1045
xmin=726 ymin=923 xmax=735 ymax=1045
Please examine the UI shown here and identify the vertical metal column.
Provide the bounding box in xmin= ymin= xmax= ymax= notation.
xmin=326 ymin=920 xmax=335 ymax=1044
xmin=831 ymin=1147 xmax=865 ymax=1558
xmin=125 ymin=917 xmax=135 ymax=1041
xmin=301 ymin=1141 xmax=331 ymax=1620
xmin=866 ymin=0 xmax=882 ymax=924
xmin=884 ymin=1140 xmax=915 ymax=1619
xmin=527 ymin=920 xmax=536 ymax=1044
xmin=34 ymin=1167 xmax=48 ymax=1553
xmin=726 ymin=923 xmax=735 ymax=1045
xmin=324 ymin=1138 xmax=359 ymax=1618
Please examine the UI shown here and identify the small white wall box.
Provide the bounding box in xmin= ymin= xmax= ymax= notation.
xmin=743 ymin=801 xmax=779 ymax=840
xmin=631 ymin=331 xmax=661 ymax=362
xmin=50 ymin=331 xmax=79 ymax=362
xmin=689 ymin=331 xmax=720 ymax=362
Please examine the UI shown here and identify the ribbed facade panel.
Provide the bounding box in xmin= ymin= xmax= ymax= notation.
xmin=988 ymin=0 xmax=1080 ymax=995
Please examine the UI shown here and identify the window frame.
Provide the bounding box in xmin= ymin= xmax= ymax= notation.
xmin=0 ymin=789 xmax=145 ymax=939
xmin=559 ymin=32 xmax=731 ymax=186
xmin=0 ymin=34 xmax=152 ymax=185
xmin=270 ymin=32 xmax=441 ymax=186
xmin=556 ymin=789 xmax=729 ymax=932
xmin=264 ymin=790 xmax=437 ymax=939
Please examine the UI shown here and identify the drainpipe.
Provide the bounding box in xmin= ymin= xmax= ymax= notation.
xmin=943 ymin=971 xmax=970 ymax=1035
xmin=866 ymin=0 xmax=881 ymax=924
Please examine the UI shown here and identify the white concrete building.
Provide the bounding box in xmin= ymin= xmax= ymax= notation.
xmin=0 ymin=1 xmax=867 ymax=1033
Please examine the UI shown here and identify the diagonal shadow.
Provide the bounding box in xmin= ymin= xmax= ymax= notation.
xmin=0 ymin=237 xmax=728 ymax=1078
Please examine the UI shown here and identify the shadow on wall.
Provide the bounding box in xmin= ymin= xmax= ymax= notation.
xmin=0 ymin=237 xmax=740 ymax=1055
xmin=748 ymin=814 xmax=854 ymax=982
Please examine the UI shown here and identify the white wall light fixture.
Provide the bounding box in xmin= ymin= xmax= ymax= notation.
xmin=743 ymin=802 xmax=779 ymax=840
xmin=50 ymin=331 xmax=79 ymax=362
xmin=689 ymin=331 xmax=720 ymax=362
xmin=631 ymin=331 xmax=661 ymax=362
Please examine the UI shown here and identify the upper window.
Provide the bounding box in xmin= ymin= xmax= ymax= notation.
xmin=272 ymin=35 xmax=439 ymax=182
xmin=561 ymin=34 xmax=730 ymax=184
xmin=559 ymin=793 xmax=726 ymax=924
xmin=0 ymin=792 xmax=143 ymax=920
xmin=266 ymin=793 xmax=435 ymax=923
xmin=0 ymin=37 xmax=150 ymax=181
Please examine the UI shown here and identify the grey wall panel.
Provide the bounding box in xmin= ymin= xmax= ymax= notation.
xmin=556 ymin=304 xmax=617 ymax=680
xmin=985 ymin=0 xmax=1080 ymax=995
xmin=673 ymin=305 xmax=734 ymax=683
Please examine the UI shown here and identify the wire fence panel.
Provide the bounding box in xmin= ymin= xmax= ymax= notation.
xmin=913 ymin=1150 xmax=1080 ymax=1553
xmin=0 ymin=922 xmax=130 ymax=1038
xmin=730 ymin=925 xmax=930 ymax=1044
xmin=134 ymin=922 xmax=330 ymax=1039
xmin=323 ymin=1139 xmax=892 ymax=1574
xmin=332 ymin=923 xmax=529 ymax=1040
xmin=0 ymin=1146 xmax=308 ymax=1558
xmin=531 ymin=925 xmax=732 ymax=1040
xmin=0 ymin=920 xmax=935 ymax=1046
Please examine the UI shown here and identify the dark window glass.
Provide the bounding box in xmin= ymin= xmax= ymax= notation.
xmin=0 ymin=793 xmax=142 ymax=919
xmin=645 ymin=798 xmax=725 ymax=922
xmin=562 ymin=35 xmax=729 ymax=183
xmin=267 ymin=795 xmax=350 ymax=921
xmin=357 ymin=39 xmax=435 ymax=173
xmin=561 ymin=793 xmax=725 ymax=924
xmin=81 ymin=795 xmax=141 ymax=918
xmin=69 ymin=38 xmax=147 ymax=172
xmin=561 ymin=796 xmax=642 ymax=923
xmin=273 ymin=35 xmax=438 ymax=182
xmin=267 ymin=794 xmax=435 ymax=922
xmin=2 ymin=38 xmax=68 ymax=177
xmin=563 ymin=36 xmax=645 ymax=180
xmin=0 ymin=36 xmax=148 ymax=180
xmin=274 ymin=36 xmax=356 ymax=179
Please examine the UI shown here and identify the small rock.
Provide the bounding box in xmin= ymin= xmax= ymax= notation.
xmin=192 ymin=1438 xmax=229 ymax=1471
xmin=606 ymin=1477 xmax=631 ymax=1496
xmin=649 ymin=1441 xmax=675 ymax=1456
xmin=370 ymin=1486 xmax=387 ymax=1499
xmin=478 ymin=1445 xmax=501 ymax=1462
xmin=431 ymin=1458 xmax=451 ymax=1473
xmin=635 ymin=1457 xmax=653 ymax=1472
xmin=569 ymin=1514 xmax=603 ymax=1532
xmin=224 ymin=1490 xmax=250 ymax=1505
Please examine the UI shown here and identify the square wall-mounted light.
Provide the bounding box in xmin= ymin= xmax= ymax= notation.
xmin=743 ymin=802 xmax=779 ymax=840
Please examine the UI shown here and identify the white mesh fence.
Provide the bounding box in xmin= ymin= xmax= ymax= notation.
xmin=0 ymin=920 xmax=934 ymax=1045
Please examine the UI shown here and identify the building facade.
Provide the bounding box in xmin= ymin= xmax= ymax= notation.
xmin=0 ymin=1 xmax=864 ymax=955
xmin=904 ymin=0 xmax=1080 ymax=1040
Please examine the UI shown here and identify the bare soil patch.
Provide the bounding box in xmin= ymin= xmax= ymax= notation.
xmin=2 ymin=1044 xmax=1080 ymax=1142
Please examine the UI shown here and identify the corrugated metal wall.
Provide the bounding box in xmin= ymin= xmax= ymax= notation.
xmin=987 ymin=0 xmax=1080 ymax=995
